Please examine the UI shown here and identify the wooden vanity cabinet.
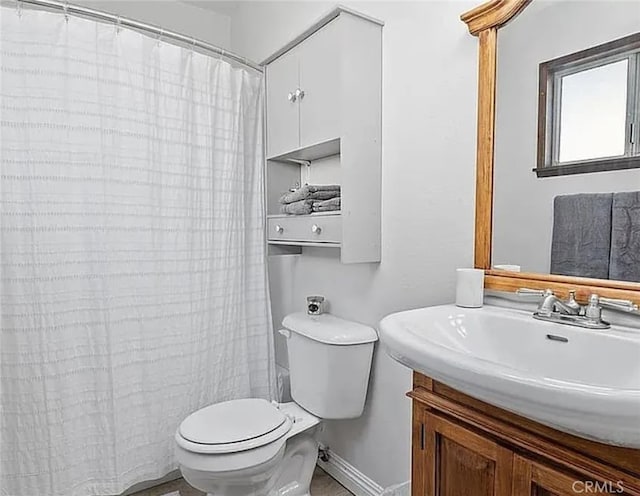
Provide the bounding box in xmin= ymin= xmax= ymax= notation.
xmin=420 ymin=411 xmax=514 ymax=496
xmin=410 ymin=373 xmax=640 ymax=496
xmin=512 ymin=456 xmax=621 ymax=496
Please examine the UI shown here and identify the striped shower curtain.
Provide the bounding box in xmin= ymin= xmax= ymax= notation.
xmin=0 ymin=6 xmax=276 ymax=496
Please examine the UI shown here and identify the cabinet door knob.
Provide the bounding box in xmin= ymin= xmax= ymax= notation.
xmin=311 ymin=224 xmax=321 ymax=234
xmin=275 ymin=225 xmax=284 ymax=234
xmin=295 ymin=88 xmax=305 ymax=100
xmin=287 ymin=91 xmax=297 ymax=103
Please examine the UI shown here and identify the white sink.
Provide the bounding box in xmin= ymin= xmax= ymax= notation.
xmin=379 ymin=304 xmax=640 ymax=448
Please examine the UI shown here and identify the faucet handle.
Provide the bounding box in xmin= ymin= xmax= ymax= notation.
xmin=599 ymin=296 xmax=639 ymax=313
xmin=565 ymin=290 xmax=582 ymax=313
xmin=516 ymin=288 xmax=553 ymax=297
xmin=585 ymin=294 xmax=602 ymax=321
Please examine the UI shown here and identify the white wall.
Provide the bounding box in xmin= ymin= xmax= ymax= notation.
xmin=493 ymin=0 xmax=640 ymax=274
xmin=229 ymin=1 xmax=478 ymax=488
xmin=73 ymin=0 xmax=232 ymax=48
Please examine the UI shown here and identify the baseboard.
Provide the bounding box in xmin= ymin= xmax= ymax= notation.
xmin=317 ymin=451 xmax=384 ymax=496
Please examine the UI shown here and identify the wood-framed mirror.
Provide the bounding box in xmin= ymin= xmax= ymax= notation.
xmin=460 ymin=0 xmax=640 ymax=306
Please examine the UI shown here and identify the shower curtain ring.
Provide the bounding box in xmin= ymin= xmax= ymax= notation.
xmin=191 ymin=37 xmax=197 ymax=53
xmin=157 ymin=28 xmax=164 ymax=47
xmin=16 ymin=0 xmax=23 ymax=18
xmin=63 ymin=1 xmax=69 ymax=22
xmin=115 ymin=15 xmax=122 ymax=34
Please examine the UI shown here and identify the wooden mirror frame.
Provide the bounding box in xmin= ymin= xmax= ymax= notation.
xmin=460 ymin=0 xmax=640 ymax=306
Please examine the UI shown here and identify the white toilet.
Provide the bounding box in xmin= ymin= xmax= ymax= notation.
xmin=175 ymin=312 xmax=378 ymax=496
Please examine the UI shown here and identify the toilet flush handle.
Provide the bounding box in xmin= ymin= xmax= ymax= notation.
xmin=278 ymin=328 xmax=291 ymax=339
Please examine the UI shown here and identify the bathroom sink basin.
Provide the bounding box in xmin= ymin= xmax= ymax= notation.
xmin=379 ymin=304 xmax=640 ymax=448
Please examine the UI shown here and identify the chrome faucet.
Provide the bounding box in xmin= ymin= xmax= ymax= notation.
xmin=536 ymin=289 xmax=581 ymax=317
xmin=515 ymin=289 xmax=637 ymax=330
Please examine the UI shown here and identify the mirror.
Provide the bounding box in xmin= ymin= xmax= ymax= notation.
xmin=492 ymin=0 xmax=640 ymax=283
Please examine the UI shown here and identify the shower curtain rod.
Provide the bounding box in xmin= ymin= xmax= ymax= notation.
xmin=10 ymin=0 xmax=263 ymax=72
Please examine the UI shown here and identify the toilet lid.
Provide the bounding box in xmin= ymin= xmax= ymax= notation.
xmin=179 ymin=398 xmax=288 ymax=446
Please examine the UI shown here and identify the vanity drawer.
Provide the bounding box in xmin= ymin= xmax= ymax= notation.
xmin=268 ymin=214 xmax=342 ymax=244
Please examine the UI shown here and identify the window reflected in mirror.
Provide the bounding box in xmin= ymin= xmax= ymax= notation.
xmin=558 ymin=59 xmax=628 ymax=163
xmin=537 ymin=33 xmax=640 ymax=177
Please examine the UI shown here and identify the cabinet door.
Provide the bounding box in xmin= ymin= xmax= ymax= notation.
xmin=512 ymin=455 xmax=627 ymax=495
xmin=266 ymin=48 xmax=299 ymax=157
xmin=298 ymin=18 xmax=341 ymax=148
xmin=420 ymin=412 xmax=513 ymax=496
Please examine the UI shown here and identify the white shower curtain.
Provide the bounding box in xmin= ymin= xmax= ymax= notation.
xmin=1 ymin=6 xmax=276 ymax=496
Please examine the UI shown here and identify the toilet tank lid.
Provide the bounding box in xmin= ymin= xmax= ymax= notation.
xmin=282 ymin=312 xmax=378 ymax=345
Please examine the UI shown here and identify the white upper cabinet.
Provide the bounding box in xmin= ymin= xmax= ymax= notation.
xmin=298 ymin=19 xmax=341 ymax=149
xmin=266 ymin=46 xmax=300 ymax=158
xmin=266 ymin=16 xmax=342 ymax=158
xmin=263 ymin=8 xmax=383 ymax=264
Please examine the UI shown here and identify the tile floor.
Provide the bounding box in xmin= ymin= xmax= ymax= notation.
xmin=130 ymin=467 xmax=353 ymax=496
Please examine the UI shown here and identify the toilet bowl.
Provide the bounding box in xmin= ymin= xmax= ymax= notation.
xmin=175 ymin=400 xmax=320 ymax=496
xmin=175 ymin=312 xmax=378 ymax=496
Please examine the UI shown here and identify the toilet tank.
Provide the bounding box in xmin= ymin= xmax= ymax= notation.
xmin=281 ymin=312 xmax=378 ymax=419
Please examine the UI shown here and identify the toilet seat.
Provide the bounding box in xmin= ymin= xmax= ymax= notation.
xmin=176 ymin=398 xmax=293 ymax=454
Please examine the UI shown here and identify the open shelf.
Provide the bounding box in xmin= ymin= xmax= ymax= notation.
xmin=267 ymin=211 xmax=341 ymax=219
xmin=267 ymin=138 xmax=340 ymax=163
xmin=268 ymin=240 xmax=341 ymax=247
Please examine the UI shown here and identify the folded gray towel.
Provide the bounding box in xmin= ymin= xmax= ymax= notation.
xmin=312 ymin=197 xmax=341 ymax=212
xmin=279 ymin=184 xmax=341 ymax=204
xmin=280 ymin=199 xmax=313 ymax=215
xmin=550 ymin=193 xmax=613 ymax=279
xmin=609 ymin=191 xmax=640 ymax=282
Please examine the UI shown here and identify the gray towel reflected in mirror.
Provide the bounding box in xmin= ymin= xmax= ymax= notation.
xmin=550 ymin=193 xmax=613 ymax=279
xmin=609 ymin=191 xmax=640 ymax=282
